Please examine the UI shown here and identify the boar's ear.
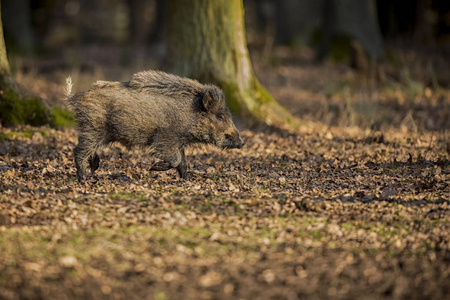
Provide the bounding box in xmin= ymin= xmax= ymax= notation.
xmin=199 ymin=88 xmax=215 ymax=112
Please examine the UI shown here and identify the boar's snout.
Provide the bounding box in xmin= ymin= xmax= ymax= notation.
xmin=224 ymin=133 xmax=245 ymax=149
xmin=235 ymin=136 xmax=245 ymax=149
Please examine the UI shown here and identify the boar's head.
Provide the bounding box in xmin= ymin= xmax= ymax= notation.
xmin=194 ymin=85 xmax=244 ymax=150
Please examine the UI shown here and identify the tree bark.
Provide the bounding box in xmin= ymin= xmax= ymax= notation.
xmin=2 ymin=0 xmax=35 ymax=55
xmin=166 ymin=0 xmax=298 ymax=128
xmin=0 ymin=1 xmax=51 ymax=126
xmin=149 ymin=0 xmax=167 ymax=44
xmin=127 ymin=0 xmax=148 ymax=46
xmin=0 ymin=2 xmax=10 ymax=77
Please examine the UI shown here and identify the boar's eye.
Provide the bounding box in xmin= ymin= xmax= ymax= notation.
xmin=216 ymin=113 xmax=226 ymax=122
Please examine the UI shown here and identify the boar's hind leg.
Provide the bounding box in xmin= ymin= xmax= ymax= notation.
xmin=89 ymin=153 xmax=100 ymax=172
xmin=89 ymin=154 xmax=100 ymax=173
xmin=74 ymin=137 xmax=101 ymax=182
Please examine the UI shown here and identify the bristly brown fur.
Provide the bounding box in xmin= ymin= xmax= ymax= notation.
xmin=68 ymin=70 xmax=244 ymax=182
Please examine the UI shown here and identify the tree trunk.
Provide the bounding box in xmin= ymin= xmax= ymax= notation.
xmin=2 ymin=0 xmax=36 ymax=55
xmin=0 ymin=2 xmax=10 ymax=77
xmin=127 ymin=0 xmax=148 ymax=46
xmin=318 ymin=0 xmax=384 ymax=61
xmin=149 ymin=0 xmax=167 ymax=44
xmin=275 ymin=0 xmax=323 ymax=46
xmin=166 ymin=0 xmax=298 ymax=128
xmin=0 ymin=1 xmax=51 ymax=127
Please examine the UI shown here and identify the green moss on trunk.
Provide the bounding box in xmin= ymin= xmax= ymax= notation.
xmin=0 ymin=83 xmax=50 ymax=126
xmin=221 ymin=78 xmax=300 ymax=129
xmin=0 ymin=79 xmax=75 ymax=128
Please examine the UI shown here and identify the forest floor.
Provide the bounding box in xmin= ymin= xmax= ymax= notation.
xmin=1 ymin=46 xmax=449 ymax=299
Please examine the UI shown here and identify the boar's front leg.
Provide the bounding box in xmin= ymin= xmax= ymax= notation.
xmin=176 ymin=148 xmax=189 ymax=179
xmin=150 ymin=147 xmax=190 ymax=179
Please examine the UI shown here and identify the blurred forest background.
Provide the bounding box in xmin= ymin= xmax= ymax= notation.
xmin=1 ymin=2 xmax=449 ymax=298
xmin=2 ymin=0 xmax=450 ymax=130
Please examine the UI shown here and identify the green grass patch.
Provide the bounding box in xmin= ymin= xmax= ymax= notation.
xmin=154 ymin=291 xmax=168 ymax=300
xmin=111 ymin=192 xmax=148 ymax=202
xmin=340 ymin=223 xmax=355 ymax=230
xmin=0 ymin=128 xmax=50 ymax=141
xmin=51 ymin=107 xmax=76 ymax=128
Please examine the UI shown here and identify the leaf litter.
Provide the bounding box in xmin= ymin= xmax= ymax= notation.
xmin=2 ymin=45 xmax=450 ymax=299
xmin=0 ymin=123 xmax=449 ymax=299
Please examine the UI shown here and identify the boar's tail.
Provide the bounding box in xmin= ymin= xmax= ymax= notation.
xmin=64 ymin=76 xmax=73 ymax=101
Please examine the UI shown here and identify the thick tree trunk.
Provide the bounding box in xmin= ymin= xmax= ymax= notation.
xmin=166 ymin=0 xmax=298 ymax=128
xmin=0 ymin=1 xmax=51 ymax=126
xmin=274 ymin=0 xmax=383 ymax=62
xmin=275 ymin=0 xmax=323 ymax=46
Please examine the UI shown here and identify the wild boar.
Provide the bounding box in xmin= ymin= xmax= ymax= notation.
xmin=65 ymin=70 xmax=244 ymax=182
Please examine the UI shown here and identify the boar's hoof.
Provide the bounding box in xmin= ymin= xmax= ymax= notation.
xmin=178 ymin=171 xmax=191 ymax=180
xmin=77 ymin=173 xmax=83 ymax=183
xmin=150 ymin=161 xmax=172 ymax=171
xmin=89 ymin=154 xmax=100 ymax=173
xmin=150 ymin=161 xmax=191 ymax=180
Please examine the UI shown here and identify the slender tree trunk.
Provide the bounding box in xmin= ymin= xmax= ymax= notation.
xmin=166 ymin=0 xmax=298 ymax=128
xmin=0 ymin=1 xmax=51 ymax=126
xmin=2 ymin=0 xmax=35 ymax=55
xmin=149 ymin=0 xmax=167 ymax=44
xmin=127 ymin=0 xmax=148 ymax=46
xmin=0 ymin=2 xmax=10 ymax=77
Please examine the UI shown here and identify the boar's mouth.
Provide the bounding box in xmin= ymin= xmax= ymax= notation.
xmin=222 ymin=134 xmax=244 ymax=150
